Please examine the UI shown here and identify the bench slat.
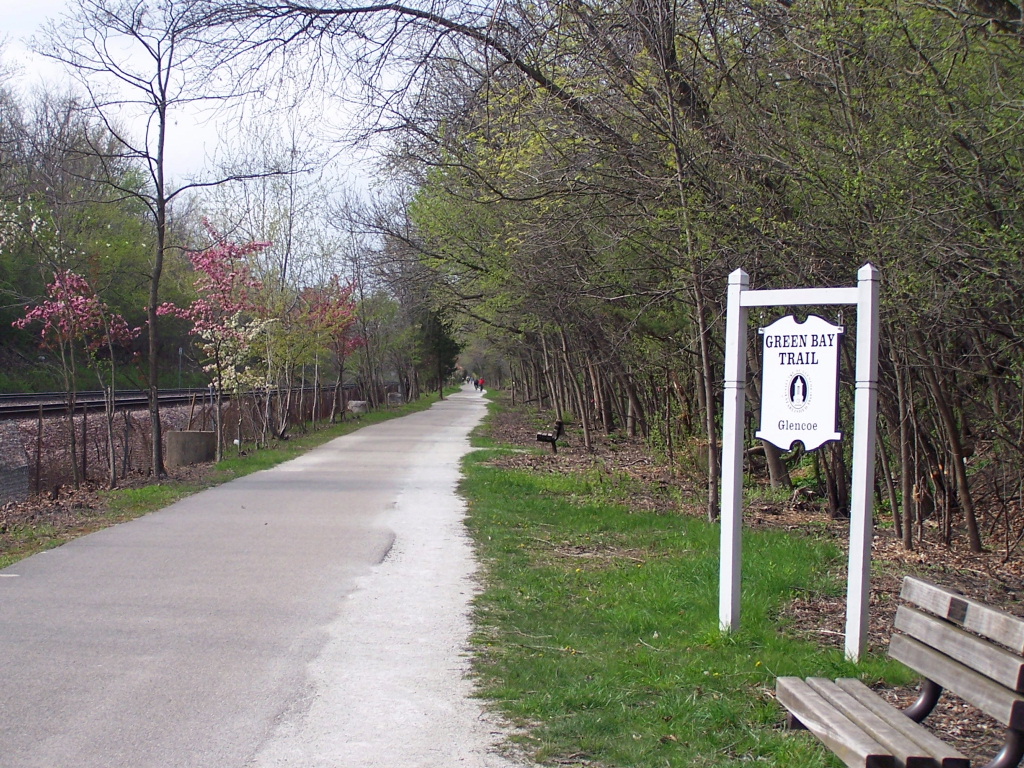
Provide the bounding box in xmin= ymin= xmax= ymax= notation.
xmin=902 ymin=578 xmax=1024 ymax=654
xmin=896 ymin=606 xmax=1024 ymax=693
xmin=806 ymin=678 xmax=941 ymax=768
xmin=890 ymin=634 xmax=1024 ymax=729
xmin=781 ymin=579 xmax=1024 ymax=768
xmin=834 ymin=678 xmax=971 ymax=768
xmin=777 ymin=676 xmax=896 ymax=768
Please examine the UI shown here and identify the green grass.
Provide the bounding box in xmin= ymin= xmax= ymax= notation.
xmin=102 ymin=482 xmax=209 ymax=517
xmin=0 ymin=390 xmax=453 ymax=569
xmin=0 ymin=525 xmax=63 ymax=570
xmin=461 ymin=439 xmax=915 ymax=767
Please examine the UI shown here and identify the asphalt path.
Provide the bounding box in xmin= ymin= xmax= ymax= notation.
xmin=0 ymin=385 xmax=521 ymax=768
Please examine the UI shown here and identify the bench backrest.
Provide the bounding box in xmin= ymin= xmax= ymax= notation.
xmin=892 ymin=577 xmax=1024 ymax=729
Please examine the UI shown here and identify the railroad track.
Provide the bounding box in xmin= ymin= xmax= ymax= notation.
xmin=0 ymin=389 xmax=213 ymax=419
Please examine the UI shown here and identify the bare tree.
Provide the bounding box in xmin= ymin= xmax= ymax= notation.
xmin=35 ymin=0 xmax=284 ymax=475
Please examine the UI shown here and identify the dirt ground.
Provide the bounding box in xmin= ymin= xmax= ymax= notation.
xmin=3 ymin=397 xmax=1023 ymax=763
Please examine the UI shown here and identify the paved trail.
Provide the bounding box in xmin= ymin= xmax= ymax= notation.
xmin=0 ymin=386 xmax=520 ymax=768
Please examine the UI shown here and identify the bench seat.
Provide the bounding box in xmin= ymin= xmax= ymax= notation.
xmin=778 ymin=577 xmax=1024 ymax=768
xmin=777 ymin=676 xmax=970 ymax=768
xmin=536 ymin=420 xmax=565 ymax=453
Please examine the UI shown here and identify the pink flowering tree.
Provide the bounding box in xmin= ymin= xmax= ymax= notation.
xmin=158 ymin=225 xmax=270 ymax=460
xmin=302 ymin=276 xmax=363 ymax=422
xmin=14 ymin=270 xmax=140 ymax=488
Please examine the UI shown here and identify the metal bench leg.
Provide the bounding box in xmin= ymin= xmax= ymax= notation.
xmin=983 ymin=728 xmax=1024 ymax=768
xmin=904 ymin=680 xmax=942 ymax=722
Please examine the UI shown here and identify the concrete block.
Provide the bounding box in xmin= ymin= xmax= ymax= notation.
xmin=166 ymin=431 xmax=216 ymax=468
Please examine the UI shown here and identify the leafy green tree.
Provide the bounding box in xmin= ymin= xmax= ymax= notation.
xmin=414 ymin=308 xmax=461 ymax=399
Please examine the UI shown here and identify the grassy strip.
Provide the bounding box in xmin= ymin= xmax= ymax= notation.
xmin=0 ymin=390 xmax=452 ymax=569
xmin=0 ymin=524 xmax=76 ymax=570
xmin=462 ymin=441 xmax=915 ymax=766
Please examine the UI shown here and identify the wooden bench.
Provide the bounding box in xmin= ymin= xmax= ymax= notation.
xmin=536 ymin=420 xmax=565 ymax=454
xmin=777 ymin=576 xmax=1024 ymax=768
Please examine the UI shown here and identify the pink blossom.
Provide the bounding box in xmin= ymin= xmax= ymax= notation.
xmin=300 ymin=275 xmax=362 ymax=354
xmin=14 ymin=269 xmax=140 ymax=353
xmin=160 ymin=228 xmax=272 ymax=390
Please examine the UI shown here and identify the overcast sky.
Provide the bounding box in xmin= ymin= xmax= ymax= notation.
xmin=6 ymin=0 xmax=70 ymax=87
xmin=6 ymin=0 xmax=67 ymax=40
xmin=4 ymin=2 xmax=383 ymax=206
xmin=4 ymin=2 xmax=263 ymax=179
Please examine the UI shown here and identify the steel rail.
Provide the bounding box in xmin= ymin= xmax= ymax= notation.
xmin=0 ymin=389 xmax=214 ymax=420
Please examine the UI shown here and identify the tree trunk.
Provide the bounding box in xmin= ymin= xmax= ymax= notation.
xmin=540 ymin=335 xmax=563 ymax=421
xmin=148 ymin=115 xmax=168 ymax=478
xmin=915 ymin=333 xmax=983 ymax=552
xmin=104 ymin=388 xmax=117 ymax=489
xmin=694 ymin=283 xmax=721 ymax=522
xmin=878 ymin=431 xmax=902 ymax=541
xmin=560 ymin=328 xmax=591 ymax=451
xmin=81 ymin=401 xmax=88 ymax=482
xmin=746 ymin=338 xmax=792 ymax=488
xmin=763 ymin=443 xmax=792 ymax=489
xmin=896 ymin=360 xmax=915 ymax=550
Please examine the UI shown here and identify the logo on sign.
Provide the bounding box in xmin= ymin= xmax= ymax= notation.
xmin=788 ymin=373 xmax=809 ymax=411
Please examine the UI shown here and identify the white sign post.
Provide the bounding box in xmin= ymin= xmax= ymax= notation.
xmin=718 ymin=264 xmax=879 ymax=662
